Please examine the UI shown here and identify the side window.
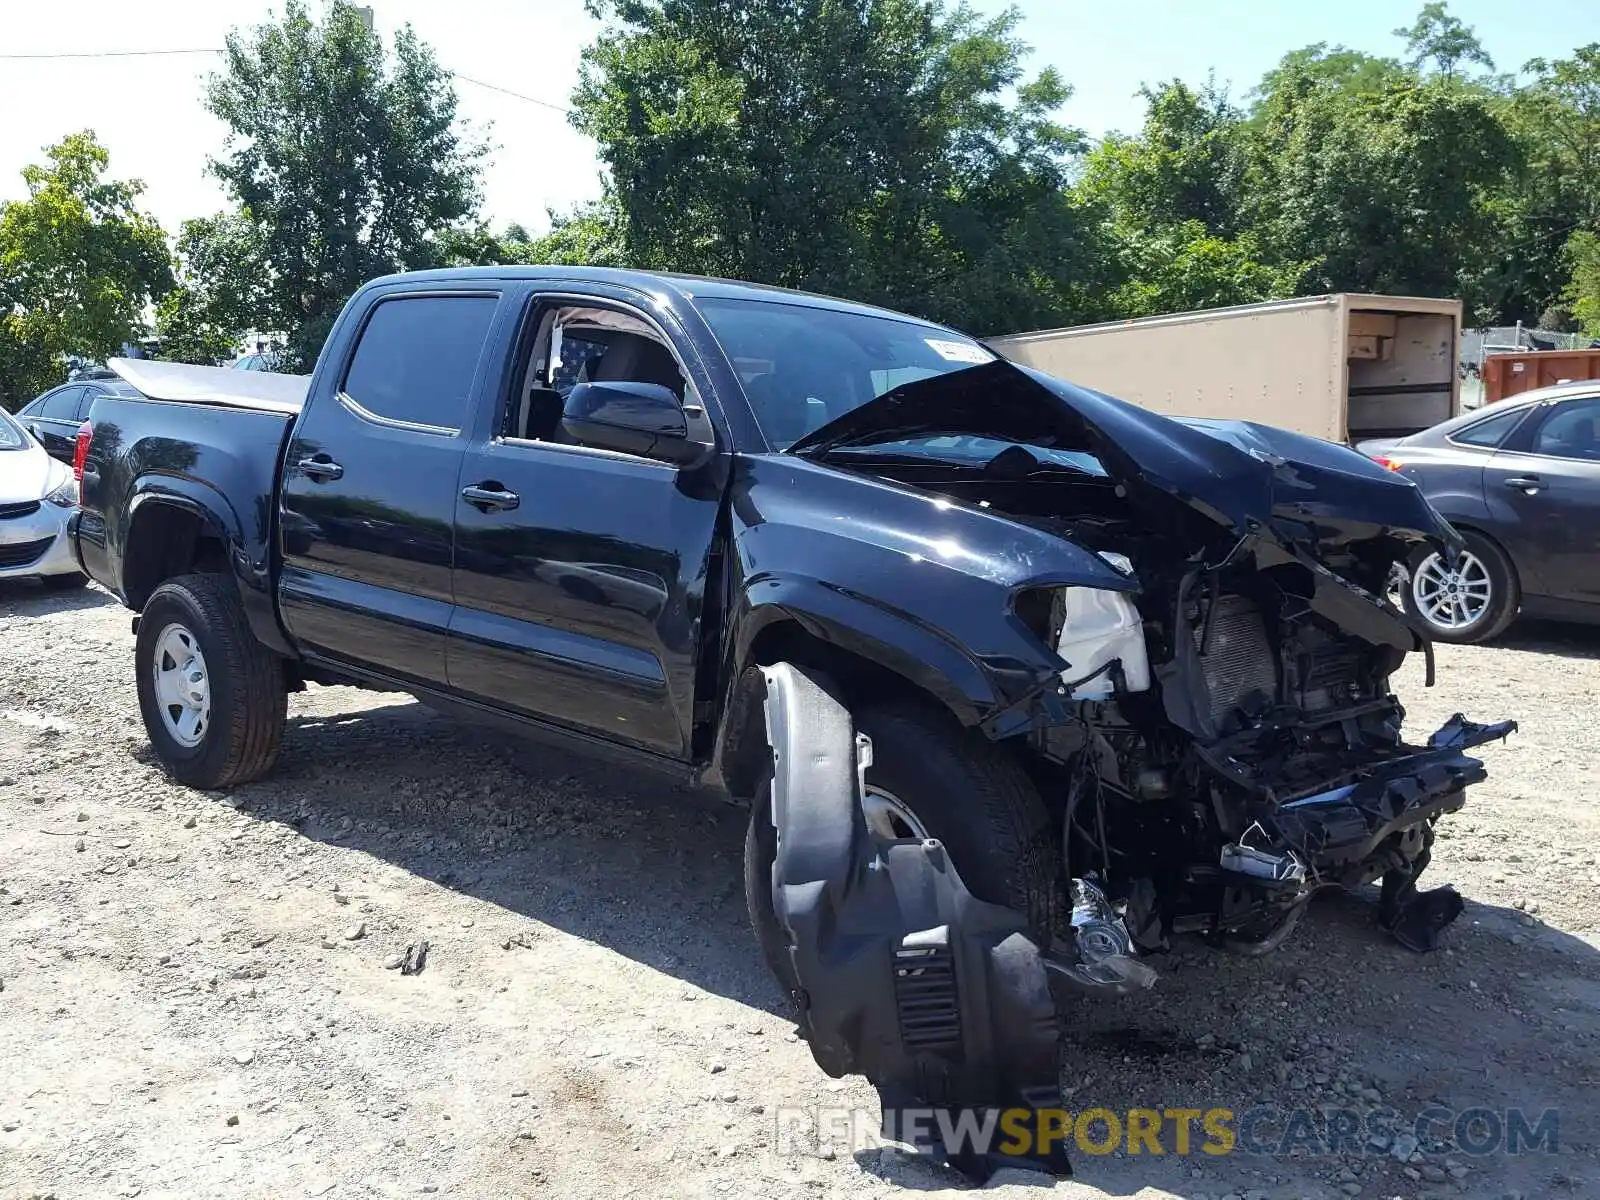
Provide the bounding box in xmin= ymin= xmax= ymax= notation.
xmin=1529 ymin=398 xmax=1600 ymax=462
xmin=74 ymin=388 xmax=101 ymax=420
xmin=41 ymin=388 xmax=82 ymax=420
xmin=341 ymin=295 xmax=498 ymax=432
xmin=1450 ymin=406 xmax=1525 ymax=449
xmin=509 ymin=304 xmax=689 ymax=444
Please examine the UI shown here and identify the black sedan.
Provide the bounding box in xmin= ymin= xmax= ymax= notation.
xmin=15 ymin=373 xmax=139 ymax=463
xmin=1358 ymin=380 xmax=1600 ymax=643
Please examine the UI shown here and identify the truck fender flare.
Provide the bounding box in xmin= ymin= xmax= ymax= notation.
xmin=122 ymin=483 xmax=294 ymax=657
xmin=127 ymin=478 xmax=244 ymax=548
xmin=758 ymin=661 xmax=1070 ymax=1181
xmin=737 ymin=576 xmax=1011 ymax=725
xmin=709 ymin=576 xmax=1036 ymax=798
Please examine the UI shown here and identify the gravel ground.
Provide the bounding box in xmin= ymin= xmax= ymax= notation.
xmin=1 ymin=581 xmax=1597 ymax=1200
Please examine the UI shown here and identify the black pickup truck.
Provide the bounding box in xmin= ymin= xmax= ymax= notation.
xmin=73 ymin=267 xmax=1511 ymax=1173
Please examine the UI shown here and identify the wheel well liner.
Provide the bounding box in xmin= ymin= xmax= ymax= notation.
xmin=123 ymin=500 xmax=230 ymax=609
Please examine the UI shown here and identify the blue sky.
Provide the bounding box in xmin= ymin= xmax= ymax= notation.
xmin=1 ymin=0 xmax=1596 ymax=237
xmin=993 ymin=0 xmax=1599 ymax=128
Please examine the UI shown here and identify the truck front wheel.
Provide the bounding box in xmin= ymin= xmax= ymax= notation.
xmin=135 ymin=573 xmax=286 ymax=789
xmin=744 ymin=699 xmax=1061 ymax=994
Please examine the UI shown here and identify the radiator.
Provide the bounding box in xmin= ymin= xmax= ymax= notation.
xmin=1195 ymin=595 xmax=1278 ymax=728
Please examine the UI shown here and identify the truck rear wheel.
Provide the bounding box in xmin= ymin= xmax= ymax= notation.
xmin=745 ymin=699 xmax=1061 ymax=994
xmin=135 ymin=573 xmax=285 ymax=789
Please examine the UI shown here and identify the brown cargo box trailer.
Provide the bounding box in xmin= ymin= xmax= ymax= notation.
xmin=989 ymin=293 xmax=1462 ymax=444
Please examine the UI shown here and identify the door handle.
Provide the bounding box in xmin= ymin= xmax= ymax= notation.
xmin=298 ymin=456 xmax=344 ymax=482
xmin=461 ymin=484 xmax=520 ymax=512
xmin=1503 ymin=476 xmax=1541 ymax=494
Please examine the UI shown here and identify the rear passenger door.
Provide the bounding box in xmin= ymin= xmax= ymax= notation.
xmin=279 ymin=288 xmax=503 ymax=688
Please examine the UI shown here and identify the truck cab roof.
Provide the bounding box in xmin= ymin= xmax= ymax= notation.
xmin=360 ymin=265 xmax=962 ymax=330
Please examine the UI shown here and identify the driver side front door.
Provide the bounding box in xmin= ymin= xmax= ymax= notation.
xmin=446 ymin=288 xmax=726 ymax=762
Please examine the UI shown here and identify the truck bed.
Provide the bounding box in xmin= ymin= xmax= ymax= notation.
xmin=108 ymin=357 xmax=309 ymax=415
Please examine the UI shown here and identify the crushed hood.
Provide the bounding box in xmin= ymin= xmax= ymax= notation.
xmin=788 ymin=360 xmax=1460 ymax=556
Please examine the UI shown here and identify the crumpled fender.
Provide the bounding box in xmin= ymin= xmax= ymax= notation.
xmin=761 ymin=663 xmax=1070 ymax=1180
xmin=724 ymin=455 xmax=1130 ymax=735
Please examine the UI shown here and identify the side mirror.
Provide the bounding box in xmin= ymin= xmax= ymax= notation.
xmin=560 ymin=381 xmax=713 ymax=468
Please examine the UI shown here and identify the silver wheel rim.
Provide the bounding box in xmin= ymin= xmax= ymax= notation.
xmin=861 ymin=785 xmax=931 ymax=842
xmin=1410 ymin=551 xmax=1493 ymax=631
xmin=151 ymin=622 xmax=211 ymax=748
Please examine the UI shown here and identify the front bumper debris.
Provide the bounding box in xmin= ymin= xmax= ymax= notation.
xmin=1251 ymin=713 xmax=1516 ymax=950
xmin=1264 ymin=714 xmax=1515 ymax=882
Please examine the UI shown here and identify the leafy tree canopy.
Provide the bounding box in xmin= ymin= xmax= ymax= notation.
xmin=1395 ymin=1 xmax=1495 ymax=77
xmin=0 ymin=131 xmax=171 ymax=410
xmin=204 ymin=0 xmax=487 ymax=366
xmin=571 ymin=0 xmax=1105 ymax=332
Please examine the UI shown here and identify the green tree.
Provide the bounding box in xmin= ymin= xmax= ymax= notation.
xmin=572 ymin=0 xmax=1104 ymax=332
xmin=156 ymin=213 xmax=267 ymax=365
xmin=430 ymin=206 xmax=627 ymax=269
xmin=1078 ymin=79 xmax=1246 ymax=235
xmin=1493 ymin=45 xmax=1600 ymax=320
xmin=0 ymin=131 xmax=171 ymax=410
xmin=1394 ymin=3 xmax=1494 ymax=78
xmin=1563 ymin=229 xmax=1600 ymax=337
xmin=1244 ymin=67 xmax=1519 ymax=319
xmin=1106 ymin=222 xmax=1305 ymax=318
xmin=1253 ymin=44 xmax=1407 ymax=103
xmin=1076 ymin=81 xmax=1303 ymax=317
xmin=205 ymin=0 xmax=486 ymax=366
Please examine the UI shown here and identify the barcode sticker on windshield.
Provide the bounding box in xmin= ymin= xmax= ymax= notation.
xmin=924 ymin=339 xmax=992 ymax=365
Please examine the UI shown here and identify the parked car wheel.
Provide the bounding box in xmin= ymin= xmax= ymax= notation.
xmin=744 ymin=698 xmax=1061 ymax=994
xmin=40 ymin=571 xmax=88 ymax=590
xmin=135 ymin=573 xmax=286 ymax=788
xmin=1403 ymin=530 xmax=1519 ymax=644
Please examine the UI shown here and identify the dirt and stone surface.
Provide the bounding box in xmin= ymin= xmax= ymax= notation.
xmin=1 ymin=581 xmax=1596 ymax=1199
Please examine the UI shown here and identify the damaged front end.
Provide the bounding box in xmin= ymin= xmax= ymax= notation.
xmin=784 ymin=359 xmax=1515 ymax=962
xmin=761 ymin=362 xmax=1515 ymax=1179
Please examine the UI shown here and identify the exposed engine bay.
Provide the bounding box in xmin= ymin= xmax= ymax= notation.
xmin=819 ymin=448 xmax=1515 ymax=964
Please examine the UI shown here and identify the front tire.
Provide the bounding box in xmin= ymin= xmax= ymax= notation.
xmin=135 ymin=573 xmax=286 ymax=788
xmin=744 ymin=698 xmax=1061 ymax=994
xmin=1404 ymin=530 xmax=1519 ymax=644
xmin=41 ymin=571 xmax=87 ymax=590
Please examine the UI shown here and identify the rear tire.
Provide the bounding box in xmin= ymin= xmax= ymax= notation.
xmin=1403 ymin=530 xmax=1519 ymax=644
xmin=135 ymin=573 xmax=285 ymax=789
xmin=744 ymin=698 xmax=1061 ymax=995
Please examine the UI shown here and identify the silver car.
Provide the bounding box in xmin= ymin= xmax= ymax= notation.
xmin=0 ymin=405 xmax=85 ymax=587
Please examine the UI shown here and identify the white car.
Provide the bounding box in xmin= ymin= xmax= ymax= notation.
xmin=0 ymin=405 xmax=86 ymax=587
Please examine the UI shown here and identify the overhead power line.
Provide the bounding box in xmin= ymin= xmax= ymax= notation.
xmin=0 ymin=48 xmax=222 ymax=59
xmin=0 ymin=47 xmax=572 ymax=113
xmin=451 ymin=73 xmax=571 ymax=115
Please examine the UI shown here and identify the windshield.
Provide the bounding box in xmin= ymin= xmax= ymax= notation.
xmin=696 ymin=297 xmax=995 ymax=449
xmin=0 ymin=407 xmax=29 ymax=451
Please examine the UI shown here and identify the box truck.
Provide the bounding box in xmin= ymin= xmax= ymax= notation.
xmin=989 ymin=293 xmax=1462 ymax=444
